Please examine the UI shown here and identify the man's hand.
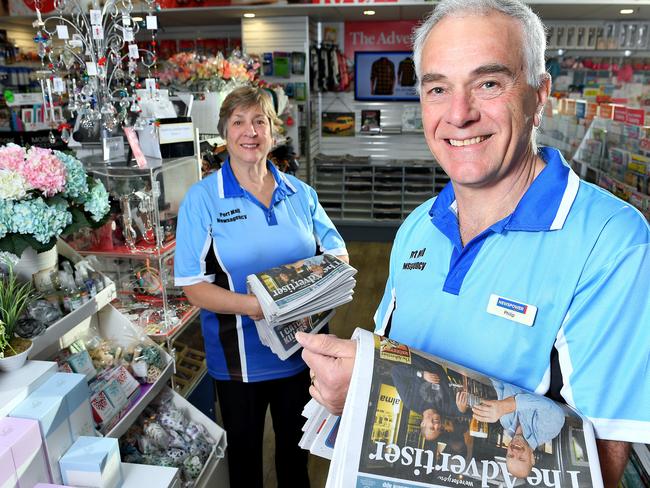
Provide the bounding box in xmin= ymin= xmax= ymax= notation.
xmin=296 ymin=332 xmax=356 ymax=416
xmin=471 ymin=397 xmax=516 ymax=423
xmin=456 ymin=391 xmax=469 ymax=413
xmin=422 ymin=371 xmax=440 ymax=384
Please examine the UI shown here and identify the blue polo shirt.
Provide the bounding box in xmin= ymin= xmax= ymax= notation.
xmin=375 ymin=147 xmax=650 ymax=443
xmin=174 ymin=160 xmax=346 ymax=382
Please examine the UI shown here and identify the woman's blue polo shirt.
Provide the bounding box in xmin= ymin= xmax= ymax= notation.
xmin=174 ymin=160 xmax=346 ymax=382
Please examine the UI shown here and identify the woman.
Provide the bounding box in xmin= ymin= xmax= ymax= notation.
xmin=174 ymin=86 xmax=348 ymax=488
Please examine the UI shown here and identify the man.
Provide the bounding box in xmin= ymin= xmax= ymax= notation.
xmin=297 ymin=1 xmax=650 ymax=486
xmin=473 ymin=380 xmax=566 ymax=479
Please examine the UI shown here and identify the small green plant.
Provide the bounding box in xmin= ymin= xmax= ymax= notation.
xmin=0 ymin=262 xmax=37 ymax=358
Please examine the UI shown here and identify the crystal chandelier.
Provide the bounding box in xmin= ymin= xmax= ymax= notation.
xmin=33 ymin=0 xmax=160 ymax=145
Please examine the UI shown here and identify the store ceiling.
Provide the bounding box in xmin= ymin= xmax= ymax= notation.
xmin=2 ymin=1 xmax=650 ymax=28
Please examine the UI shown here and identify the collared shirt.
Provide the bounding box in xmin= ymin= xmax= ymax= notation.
xmin=371 ymin=57 xmax=396 ymax=96
xmin=174 ymin=159 xmax=346 ymax=382
xmin=375 ymin=147 xmax=650 ymax=443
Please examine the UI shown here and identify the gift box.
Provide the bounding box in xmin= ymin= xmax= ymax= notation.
xmin=0 ymin=417 xmax=50 ymax=488
xmin=0 ymin=360 xmax=57 ymax=417
xmin=9 ymin=373 xmax=95 ymax=484
xmin=59 ymin=436 xmax=123 ymax=488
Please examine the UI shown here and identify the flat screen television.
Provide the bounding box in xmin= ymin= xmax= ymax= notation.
xmin=354 ymin=51 xmax=418 ymax=102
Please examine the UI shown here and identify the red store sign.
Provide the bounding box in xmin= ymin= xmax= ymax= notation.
xmin=344 ymin=21 xmax=417 ymax=61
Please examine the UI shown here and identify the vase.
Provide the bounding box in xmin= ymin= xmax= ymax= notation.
xmin=13 ymin=246 xmax=59 ymax=283
xmin=0 ymin=339 xmax=33 ymax=372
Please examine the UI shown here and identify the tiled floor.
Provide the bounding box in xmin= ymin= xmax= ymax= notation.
xmin=260 ymin=241 xmax=393 ymax=488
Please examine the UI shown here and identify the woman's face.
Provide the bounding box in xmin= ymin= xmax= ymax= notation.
xmin=226 ymin=104 xmax=274 ymax=166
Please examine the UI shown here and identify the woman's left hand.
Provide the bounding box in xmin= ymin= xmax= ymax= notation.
xmin=247 ymin=294 xmax=265 ymax=321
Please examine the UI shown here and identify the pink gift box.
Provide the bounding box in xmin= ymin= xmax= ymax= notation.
xmin=0 ymin=417 xmax=50 ymax=487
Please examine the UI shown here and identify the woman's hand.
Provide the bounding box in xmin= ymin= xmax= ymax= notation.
xmin=471 ymin=397 xmax=516 ymax=423
xmin=246 ymin=294 xmax=264 ymax=321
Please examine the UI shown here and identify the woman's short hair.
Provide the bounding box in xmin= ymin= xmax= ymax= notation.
xmin=217 ymin=86 xmax=282 ymax=138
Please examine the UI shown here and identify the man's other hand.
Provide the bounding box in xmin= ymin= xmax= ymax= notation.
xmin=297 ymin=332 xmax=356 ymax=416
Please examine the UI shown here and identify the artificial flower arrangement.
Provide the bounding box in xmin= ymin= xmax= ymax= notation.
xmin=158 ymin=50 xmax=260 ymax=92
xmin=0 ymin=144 xmax=111 ymax=256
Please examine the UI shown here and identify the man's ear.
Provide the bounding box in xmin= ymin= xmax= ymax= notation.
xmin=534 ymin=74 xmax=552 ymax=127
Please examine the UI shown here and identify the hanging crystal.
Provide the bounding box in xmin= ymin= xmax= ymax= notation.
xmin=60 ymin=126 xmax=70 ymax=143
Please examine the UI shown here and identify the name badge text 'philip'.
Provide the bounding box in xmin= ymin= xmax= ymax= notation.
xmin=486 ymin=294 xmax=537 ymax=327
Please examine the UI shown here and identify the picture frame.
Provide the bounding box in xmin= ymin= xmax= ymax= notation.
xmin=321 ymin=112 xmax=355 ymax=137
xmin=291 ymin=51 xmax=306 ymax=75
xmin=355 ymin=51 xmax=418 ymax=102
xmin=360 ymin=109 xmax=381 ymax=134
xmin=568 ymin=427 xmax=590 ymax=467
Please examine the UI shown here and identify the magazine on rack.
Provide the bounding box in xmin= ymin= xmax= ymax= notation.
xmin=255 ymin=309 xmax=336 ymax=360
xmin=246 ymin=254 xmax=357 ymax=326
xmin=311 ymin=328 xmax=603 ymax=488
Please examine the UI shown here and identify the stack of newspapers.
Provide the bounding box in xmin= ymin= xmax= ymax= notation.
xmin=304 ymin=328 xmax=605 ymax=488
xmin=247 ymin=254 xmax=357 ymax=359
xmin=299 ymin=399 xmax=339 ymax=460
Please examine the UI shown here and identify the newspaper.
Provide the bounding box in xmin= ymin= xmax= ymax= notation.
xmin=299 ymin=399 xmax=340 ymax=460
xmin=313 ymin=328 xmax=603 ymax=488
xmin=255 ymin=310 xmax=335 ymax=360
xmin=246 ymin=254 xmax=357 ymax=326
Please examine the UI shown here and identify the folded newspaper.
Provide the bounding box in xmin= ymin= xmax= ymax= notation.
xmin=299 ymin=398 xmax=339 ymax=460
xmin=246 ymin=254 xmax=357 ymax=326
xmin=308 ymin=328 xmax=603 ymax=488
xmin=255 ymin=310 xmax=335 ymax=360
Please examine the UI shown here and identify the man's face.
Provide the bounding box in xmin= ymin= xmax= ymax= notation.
xmin=419 ymin=12 xmax=549 ymax=191
xmin=420 ymin=409 xmax=442 ymax=441
xmin=506 ymin=433 xmax=535 ymax=478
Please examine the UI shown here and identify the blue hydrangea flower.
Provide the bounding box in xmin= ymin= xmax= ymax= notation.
xmin=83 ymin=180 xmax=111 ymax=222
xmin=11 ymin=198 xmax=72 ymax=244
xmin=0 ymin=200 xmax=14 ymax=240
xmin=54 ymin=150 xmax=89 ymax=200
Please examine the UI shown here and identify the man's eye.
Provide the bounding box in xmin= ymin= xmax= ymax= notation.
xmin=482 ymin=80 xmax=498 ymax=89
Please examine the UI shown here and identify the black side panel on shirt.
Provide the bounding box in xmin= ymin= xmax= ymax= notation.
xmin=545 ymin=346 xmax=566 ymax=405
xmin=383 ymin=305 xmax=394 ymax=338
xmin=209 ymin=237 xmax=243 ymax=381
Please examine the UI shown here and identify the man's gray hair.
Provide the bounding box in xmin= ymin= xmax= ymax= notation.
xmin=413 ymin=0 xmax=548 ymax=90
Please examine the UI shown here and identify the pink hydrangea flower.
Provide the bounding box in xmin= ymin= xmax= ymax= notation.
xmin=23 ymin=146 xmax=67 ymax=196
xmin=0 ymin=144 xmax=26 ymax=172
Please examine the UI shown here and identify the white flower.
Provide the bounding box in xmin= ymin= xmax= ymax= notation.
xmin=0 ymin=169 xmax=29 ymax=200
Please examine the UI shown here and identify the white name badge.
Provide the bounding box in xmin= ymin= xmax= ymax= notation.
xmin=486 ymin=294 xmax=537 ymax=327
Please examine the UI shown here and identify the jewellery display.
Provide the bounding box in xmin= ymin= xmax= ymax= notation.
xmin=33 ymin=0 xmax=160 ymax=148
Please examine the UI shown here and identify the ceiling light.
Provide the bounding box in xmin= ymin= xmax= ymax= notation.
xmin=243 ymin=13 xmax=255 ymax=18
xmin=620 ymin=9 xmax=634 ymax=14
xmin=624 ymin=49 xmax=632 ymax=56
xmin=557 ymin=48 xmax=564 ymax=56
xmin=363 ymin=10 xmax=375 ymax=16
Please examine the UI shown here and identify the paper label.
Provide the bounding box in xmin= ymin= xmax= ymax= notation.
xmin=486 ymin=294 xmax=537 ymax=327
xmin=146 ymin=15 xmax=157 ymax=30
xmin=92 ymin=25 xmax=104 ymax=40
xmin=128 ymin=44 xmax=139 ymax=59
xmin=89 ymin=9 xmax=102 ymax=25
xmin=53 ymin=77 xmax=65 ymax=93
xmin=123 ymin=27 xmax=134 ymax=42
xmin=56 ymin=25 xmax=69 ymax=39
xmin=86 ymin=62 xmax=98 ymax=76
xmin=145 ymin=77 xmax=156 ymax=95
xmin=158 ymin=122 xmax=194 ymax=144
xmin=122 ymin=14 xmax=131 ymax=26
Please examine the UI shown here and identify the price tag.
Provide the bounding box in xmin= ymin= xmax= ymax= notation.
xmin=53 ymin=77 xmax=65 ymax=93
xmin=146 ymin=15 xmax=157 ymax=30
xmin=145 ymin=77 xmax=156 ymax=94
xmin=56 ymin=25 xmax=69 ymax=40
xmin=128 ymin=44 xmax=139 ymax=59
xmin=92 ymin=25 xmax=104 ymax=40
xmin=123 ymin=27 xmax=134 ymax=42
xmin=90 ymin=9 xmax=102 ymax=25
xmin=122 ymin=14 xmax=131 ymax=26
xmin=86 ymin=62 xmax=98 ymax=76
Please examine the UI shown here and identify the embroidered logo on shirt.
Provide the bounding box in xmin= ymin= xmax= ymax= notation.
xmin=402 ymin=247 xmax=427 ymax=270
xmin=487 ymin=294 xmax=537 ymax=326
xmin=217 ymin=208 xmax=247 ymax=223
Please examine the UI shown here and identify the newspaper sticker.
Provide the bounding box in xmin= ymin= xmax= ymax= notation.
xmin=56 ymin=25 xmax=69 ymax=40
xmin=89 ymin=9 xmax=102 ymax=25
xmin=146 ymin=15 xmax=158 ymax=30
xmin=378 ymin=335 xmax=411 ymax=364
xmin=128 ymin=44 xmax=139 ymax=59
